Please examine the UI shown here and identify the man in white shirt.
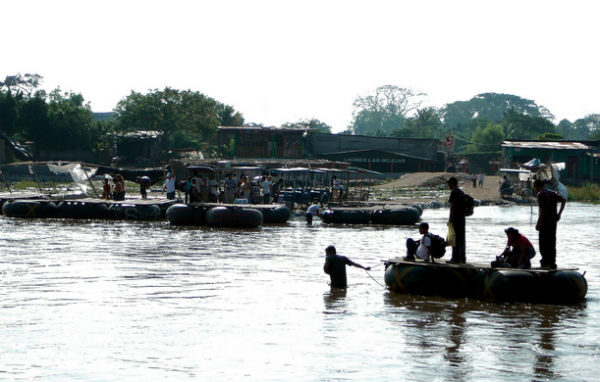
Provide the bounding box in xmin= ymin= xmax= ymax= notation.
xmin=208 ymin=174 xmax=219 ymax=202
xmin=261 ymin=176 xmax=271 ymax=204
xmin=306 ymin=201 xmax=320 ymax=224
xmin=163 ymin=173 xmax=177 ymax=200
xmin=404 ymin=222 xmax=434 ymax=262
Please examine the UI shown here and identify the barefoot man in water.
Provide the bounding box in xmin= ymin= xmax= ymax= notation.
xmin=323 ymin=245 xmax=371 ymax=288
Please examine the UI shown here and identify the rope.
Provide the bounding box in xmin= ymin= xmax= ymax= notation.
xmin=365 ymin=269 xmax=385 ymax=288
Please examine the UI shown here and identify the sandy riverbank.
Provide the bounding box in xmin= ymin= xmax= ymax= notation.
xmin=373 ymin=172 xmax=506 ymax=205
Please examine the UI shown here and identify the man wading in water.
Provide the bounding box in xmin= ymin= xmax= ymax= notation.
xmin=323 ymin=245 xmax=370 ymax=288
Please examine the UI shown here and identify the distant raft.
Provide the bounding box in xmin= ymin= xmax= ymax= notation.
xmin=2 ymin=200 xmax=58 ymax=218
xmin=320 ymin=208 xmax=372 ymax=224
xmin=384 ymin=260 xmax=588 ymax=305
xmin=166 ymin=204 xmax=211 ymax=225
xmin=206 ymin=206 xmax=263 ymax=228
xmin=370 ymin=207 xmax=420 ymax=225
xmin=107 ymin=203 xmax=161 ymax=220
xmin=57 ymin=201 xmax=108 ymax=219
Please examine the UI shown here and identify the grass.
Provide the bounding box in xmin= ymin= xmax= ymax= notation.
xmin=567 ymin=182 xmax=600 ymax=203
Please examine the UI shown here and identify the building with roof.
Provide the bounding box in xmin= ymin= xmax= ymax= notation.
xmin=501 ymin=140 xmax=600 ymax=184
xmin=215 ymin=126 xmax=314 ymax=159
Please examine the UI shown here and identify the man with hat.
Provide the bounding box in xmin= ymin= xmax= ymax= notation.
xmin=447 ymin=177 xmax=466 ymax=264
xmin=323 ymin=245 xmax=371 ymax=288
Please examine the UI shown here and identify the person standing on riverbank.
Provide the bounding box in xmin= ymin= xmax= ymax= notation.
xmin=534 ymin=179 xmax=566 ymax=269
xmin=471 ymin=173 xmax=477 ymax=188
xmin=323 ymin=245 xmax=371 ymax=288
xmin=447 ymin=177 xmax=466 ymax=264
xmin=478 ymin=172 xmax=484 ymax=189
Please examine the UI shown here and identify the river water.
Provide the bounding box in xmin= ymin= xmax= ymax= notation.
xmin=0 ymin=203 xmax=598 ymax=381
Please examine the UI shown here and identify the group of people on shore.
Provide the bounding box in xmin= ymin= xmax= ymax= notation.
xmin=179 ymin=172 xmax=285 ymax=205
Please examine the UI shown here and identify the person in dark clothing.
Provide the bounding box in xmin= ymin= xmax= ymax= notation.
xmin=446 ymin=177 xmax=466 ymax=264
xmin=534 ymin=179 xmax=566 ymax=269
xmin=323 ymin=245 xmax=370 ymax=288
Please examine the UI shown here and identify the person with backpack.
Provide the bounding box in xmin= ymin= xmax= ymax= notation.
xmin=404 ymin=222 xmax=439 ymax=263
xmin=447 ymin=177 xmax=466 ymax=264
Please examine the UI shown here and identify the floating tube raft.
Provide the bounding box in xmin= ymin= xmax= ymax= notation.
xmin=474 ymin=269 xmax=587 ymax=304
xmin=107 ymin=203 xmax=161 ymax=220
xmin=371 ymin=207 xmax=420 ymax=225
xmin=206 ymin=206 xmax=263 ymax=228
xmin=57 ymin=201 xmax=108 ymax=219
xmin=166 ymin=204 xmax=211 ymax=225
xmin=384 ymin=259 xmax=587 ymax=305
xmin=321 ymin=208 xmax=371 ymax=224
xmin=260 ymin=205 xmax=291 ymax=224
xmin=2 ymin=200 xmax=58 ymax=218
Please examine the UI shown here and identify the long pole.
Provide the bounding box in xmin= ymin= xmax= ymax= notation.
xmin=81 ymin=163 xmax=100 ymax=198
xmin=0 ymin=169 xmax=12 ymax=194
xmin=31 ymin=164 xmax=43 ymax=194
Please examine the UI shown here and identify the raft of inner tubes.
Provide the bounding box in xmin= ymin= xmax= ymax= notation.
xmin=2 ymin=199 xmax=58 ymax=218
xmin=321 ymin=205 xmax=422 ymax=225
xmin=107 ymin=203 xmax=161 ymax=220
xmin=57 ymin=201 xmax=109 ymax=219
xmin=166 ymin=204 xmax=290 ymax=227
xmin=384 ymin=262 xmax=588 ymax=305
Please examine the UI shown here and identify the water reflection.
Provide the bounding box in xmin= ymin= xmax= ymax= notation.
xmin=0 ymin=205 xmax=597 ymax=381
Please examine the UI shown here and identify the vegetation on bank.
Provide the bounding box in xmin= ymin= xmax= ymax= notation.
xmin=567 ymin=182 xmax=600 ymax=203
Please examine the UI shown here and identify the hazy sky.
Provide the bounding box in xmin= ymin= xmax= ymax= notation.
xmin=4 ymin=1 xmax=599 ymax=132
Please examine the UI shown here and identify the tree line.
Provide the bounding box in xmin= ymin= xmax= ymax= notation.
xmin=1 ymin=74 xmax=599 ymax=164
xmin=346 ymin=85 xmax=600 ymax=153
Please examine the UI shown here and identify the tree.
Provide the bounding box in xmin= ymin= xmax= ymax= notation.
xmin=216 ymin=103 xmax=244 ymax=126
xmin=389 ymin=107 xmax=442 ymax=139
xmin=462 ymin=123 xmax=504 ymax=153
xmin=572 ymin=114 xmax=600 ymax=139
xmin=44 ymin=88 xmax=94 ymax=154
xmin=0 ymin=73 xmax=43 ymax=97
xmin=555 ymin=119 xmax=575 ymax=139
xmin=443 ymin=93 xmax=554 ymax=132
xmin=350 ymin=85 xmax=426 ymax=135
xmin=535 ymin=132 xmax=564 ymax=141
xmin=502 ymin=109 xmax=556 ymax=140
xmin=114 ymin=87 xmax=220 ymax=163
xmin=0 ymin=90 xmax=19 ymax=135
xmin=282 ymin=118 xmax=332 ymax=133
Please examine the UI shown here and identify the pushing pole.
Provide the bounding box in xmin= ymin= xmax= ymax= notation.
xmin=81 ymin=163 xmax=100 ymax=198
xmin=31 ymin=164 xmax=43 ymax=194
xmin=0 ymin=169 xmax=12 ymax=194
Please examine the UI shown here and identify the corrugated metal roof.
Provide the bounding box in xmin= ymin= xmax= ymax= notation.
xmin=502 ymin=141 xmax=592 ymax=150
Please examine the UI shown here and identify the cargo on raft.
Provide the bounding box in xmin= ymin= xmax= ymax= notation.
xmin=383 ymin=258 xmax=587 ymax=305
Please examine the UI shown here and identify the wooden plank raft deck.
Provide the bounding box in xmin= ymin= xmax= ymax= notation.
xmin=383 ymin=257 xmax=578 ymax=273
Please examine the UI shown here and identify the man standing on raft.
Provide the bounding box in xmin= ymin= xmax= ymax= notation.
xmin=534 ymin=179 xmax=566 ymax=270
xmin=446 ymin=177 xmax=466 ymax=264
xmin=323 ymin=245 xmax=370 ymax=288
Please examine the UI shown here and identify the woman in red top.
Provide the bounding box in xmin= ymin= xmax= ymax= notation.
xmin=501 ymin=227 xmax=536 ymax=269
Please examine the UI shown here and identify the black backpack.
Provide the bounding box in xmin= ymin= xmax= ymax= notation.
xmin=425 ymin=233 xmax=446 ymax=258
xmin=463 ymin=193 xmax=475 ymax=217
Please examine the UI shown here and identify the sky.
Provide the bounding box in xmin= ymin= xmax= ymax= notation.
xmin=3 ymin=0 xmax=600 ymax=132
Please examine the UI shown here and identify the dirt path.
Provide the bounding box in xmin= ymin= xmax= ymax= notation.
xmin=374 ymin=172 xmax=504 ymax=204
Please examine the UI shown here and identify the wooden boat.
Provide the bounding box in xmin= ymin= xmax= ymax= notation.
xmin=384 ymin=258 xmax=587 ymax=305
